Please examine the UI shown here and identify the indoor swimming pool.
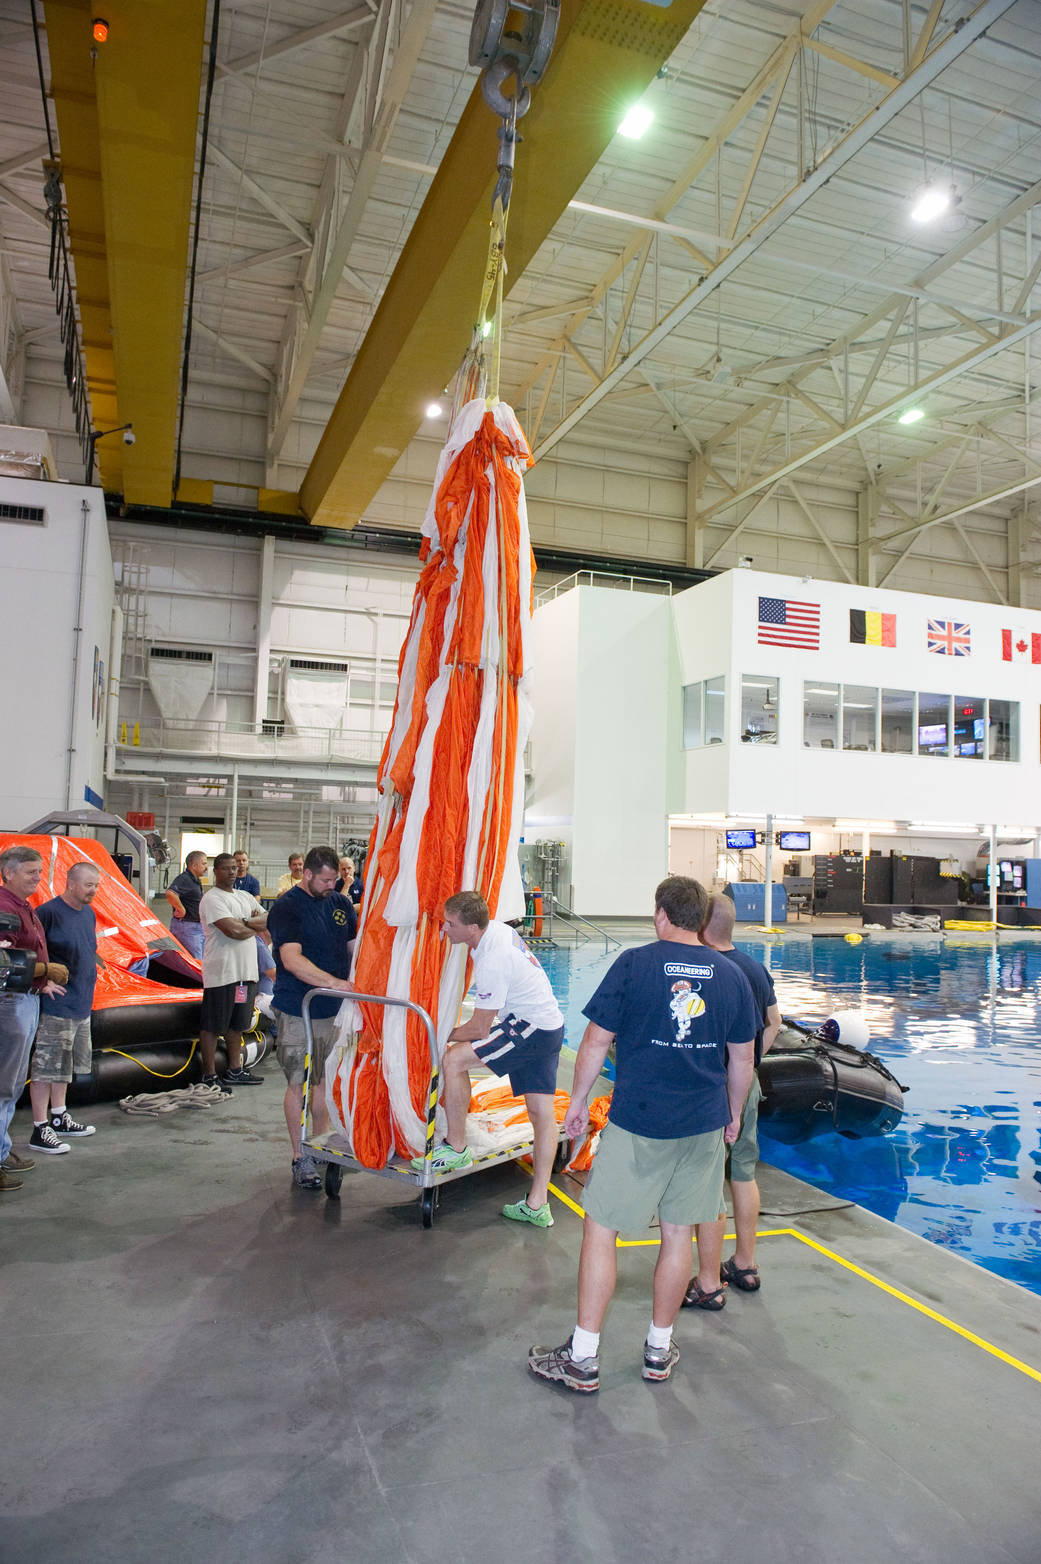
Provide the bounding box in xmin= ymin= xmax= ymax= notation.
xmin=540 ymin=933 xmax=1041 ymax=1298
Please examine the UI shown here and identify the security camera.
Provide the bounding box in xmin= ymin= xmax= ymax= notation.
xmin=738 ymin=555 xmax=754 ymax=569
xmin=122 ymin=428 xmax=136 ymax=446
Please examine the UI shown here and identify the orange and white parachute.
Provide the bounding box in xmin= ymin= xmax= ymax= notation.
xmin=327 ymin=397 xmax=535 ymax=1168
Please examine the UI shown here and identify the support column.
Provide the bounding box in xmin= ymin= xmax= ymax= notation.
xmin=856 ymin=485 xmax=879 ymax=588
xmin=253 ymin=534 xmax=275 ymax=728
xmin=1008 ymin=507 xmax=1027 ymax=609
xmin=763 ymin=813 xmax=774 ymax=933
xmin=989 ymin=824 xmax=998 ymax=928
xmin=685 ymin=456 xmax=705 ymax=570
xmin=229 ymin=765 xmax=239 ymax=851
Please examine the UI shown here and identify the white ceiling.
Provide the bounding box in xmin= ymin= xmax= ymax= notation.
xmin=3 ymin=0 xmax=1041 ymax=594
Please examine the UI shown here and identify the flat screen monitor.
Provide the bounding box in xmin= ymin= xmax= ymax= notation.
xmin=777 ymin=830 xmax=810 ymax=851
xmin=917 ymin=723 xmax=947 ymax=747
xmin=725 ymin=828 xmax=756 ymax=851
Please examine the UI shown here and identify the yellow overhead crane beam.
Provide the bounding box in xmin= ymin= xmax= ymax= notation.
xmin=45 ymin=0 xmax=206 ymax=505
xmin=302 ymin=0 xmax=708 ymax=530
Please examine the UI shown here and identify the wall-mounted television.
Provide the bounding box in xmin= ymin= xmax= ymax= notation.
xmin=777 ymin=830 xmax=811 ymax=851
xmin=725 ymin=828 xmax=757 ymax=851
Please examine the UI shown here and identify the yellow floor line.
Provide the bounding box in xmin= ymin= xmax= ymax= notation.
xmin=545 ymin=1178 xmax=1041 ymax=1386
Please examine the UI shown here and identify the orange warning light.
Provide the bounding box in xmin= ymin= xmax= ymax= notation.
xmin=92 ymin=17 xmax=109 ymax=42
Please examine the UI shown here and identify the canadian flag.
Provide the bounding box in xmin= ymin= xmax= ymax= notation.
xmin=1001 ymin=629 xmax=1041 ymax=663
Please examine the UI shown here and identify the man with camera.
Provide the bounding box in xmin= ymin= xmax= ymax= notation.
xmin=0 ymin=845 xmax=69 ymax=1192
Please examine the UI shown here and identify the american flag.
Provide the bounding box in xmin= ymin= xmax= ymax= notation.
xmin=757 ymin=596 xmax=820 ymax=649
xmin=927 ymin=619 xmax=971 ymax=656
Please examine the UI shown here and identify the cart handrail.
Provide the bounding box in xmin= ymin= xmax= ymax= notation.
xmin=301 ymin=986 xmax=439 ymax=1070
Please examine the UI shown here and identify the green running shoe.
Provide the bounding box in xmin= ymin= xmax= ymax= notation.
xmin=503 ymin=1197 xmax=554 ymax=1228
xmin=410 ymin=1141 xmax=472 ymax=1172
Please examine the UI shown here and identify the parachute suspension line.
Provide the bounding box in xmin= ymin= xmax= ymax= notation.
xmin=451 ymin=0 xmax=560 ymax=424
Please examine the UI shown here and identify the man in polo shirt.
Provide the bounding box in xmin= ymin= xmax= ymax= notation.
xmin=411 ymin=890 xmax=565 ymax=1229
xmin=166 ymin=851 xmax=208 ymax=960
xmin=233 ymin=849 xmax=275 ymax=997
xmin=686 ymin=891 xmax=782 ymax=1305
xmin=233 ymin=851 xmax=261 ymax=898
xmin=528 ymin=876 xmax=756 ymax=1393
xmin=266 ymin=847 xmax=356 ymax=1188
xmin=0 ymin=845 xmax=69 ymax=1192
xmin=198 ymin=854 xmax=268 ymax=1091
xmin=29 ymin=861 xmax=102 ymax=1154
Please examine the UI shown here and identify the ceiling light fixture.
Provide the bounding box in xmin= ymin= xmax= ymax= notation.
xmin=425 ymin=402 xmax=444 ymax=419
xmin=898 ymin=407 xmax=925 ymax=425
xmin=618 ymin=105 xmax=653 ymax=140
xmin=910 ymin=184 xmax=952 ymax=224
xmin=92 ymin=16 xmax=109 ymax=42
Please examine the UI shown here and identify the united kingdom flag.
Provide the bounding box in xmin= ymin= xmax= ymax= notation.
xmin=927 ymin=619 xmax=971 ymax=656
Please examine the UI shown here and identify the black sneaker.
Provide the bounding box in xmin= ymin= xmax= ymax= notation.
xmin=221 ymin=1067 xmax=264 ymax=1087
xmin=50 ymin=1111 xmax=95 ymax=1137
xmin=202 ymin=1072 xmax=233 ymax=1095
xmin=528 ymin=1336 xmax=599 ymax=1393
xmin=29 ymin=1122 xmax=70 ymax=1156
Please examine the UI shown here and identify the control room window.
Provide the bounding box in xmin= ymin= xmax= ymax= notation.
xmin=953 ymin=695 xmax=985 ymax=758
xmin=803 ymin=681 xmax=838 ymax=749
xmin=989 ymin=699 xmax=1018 ymax=762
xmin=704 ymin=676 xmax=726 ymax=744
xmin=741 ymin=676 xmax=778 ymax=744
xmin=881 ymin=688 xmax=914 ymax=754
xmin=842 ymin=685 xmax=878 ymax=751
xmin=682 ymin=682 xmax=703 ymax=749
xmin=683 ymin=677 xmax=726 ymax=748
xmin=917 ymin=692 xmax=950 ymax=756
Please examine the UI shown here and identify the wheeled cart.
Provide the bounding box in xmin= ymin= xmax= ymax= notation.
xmin=298 ymin=987 xmax=569 ymax=1226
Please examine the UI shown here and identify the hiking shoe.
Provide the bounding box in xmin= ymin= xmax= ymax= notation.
xmin=0 ymin=1169 xmax=23 ymax=1192
xmin=202 ymin=1073 xmax=233 ymax=1095
xmin=410 ymin=1142 xmax=472 ymax=1173
xmin=29 ymin=1122 xmax=70 ymax=1155
xmin=2 ymin=1151 xmax=35 ymax=1173
xmin=503 ymin=1197 xmax=554 ymax=1228
xmin=220 ymin=1067 xmax=264 ymax=1087
xmin=642 ymin=1341 xmax=681 ymax=1382
xmin=292 ymin=1156 xmax=322 ymax=1191
xmin=50 ymin=1111 xmax=95 ymax=1137
xmin=528 ymin=1337 xmax=599 ymax=1394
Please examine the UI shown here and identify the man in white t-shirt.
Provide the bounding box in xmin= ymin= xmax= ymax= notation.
xmin=198 ymin=853 xmax=269 ymax=1092
xmin=411 ymin=890 xmax=565 ymax=1228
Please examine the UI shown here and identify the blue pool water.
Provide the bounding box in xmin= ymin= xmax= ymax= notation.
xmin=539 ymin=935 xmax=1041 ymax=1297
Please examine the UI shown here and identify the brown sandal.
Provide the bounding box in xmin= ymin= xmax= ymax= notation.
xmin=721 ymin=1258 xmax=761 ymax=1292
xmin=680 ymin=1278 xmax=727 ymax=1310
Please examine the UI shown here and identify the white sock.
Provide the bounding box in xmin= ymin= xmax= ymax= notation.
xmin=571 ymin=1326 xmax=600 ymax=1360
xmin=35 ymin=1120 xmax=48 ymax=1128
xmin=647 ymin=1322 xmax=673 ymax=1350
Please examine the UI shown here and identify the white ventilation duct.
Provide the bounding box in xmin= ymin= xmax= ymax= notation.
xmin=283 ymin=658 xmax=349 ymax=732
xmin=147 ymin=648 xmax=214 ymax=721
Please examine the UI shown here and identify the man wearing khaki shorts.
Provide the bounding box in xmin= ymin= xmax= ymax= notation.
xmin=528 ymin=876 xmax=756 ymax=1394
xmin=30 ymin=862 xmax=102 ymax=1155
xmin=266 ymin=847 xmax=356 ymax=1188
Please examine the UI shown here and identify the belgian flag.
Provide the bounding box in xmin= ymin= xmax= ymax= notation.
xmin=850 ymin=609 xmax=896 ymax=646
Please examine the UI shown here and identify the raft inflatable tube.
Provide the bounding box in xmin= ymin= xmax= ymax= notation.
xmin=757 ymin=1016 xmax=907 ymax=1144
xmin=67 ymin=1034 xmax=269 ymax=1107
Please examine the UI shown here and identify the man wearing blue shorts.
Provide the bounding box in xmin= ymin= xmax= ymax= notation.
xmin=529 ymin=876 xmax=756 ymax=1393
xmin=412 ymin=890 xmax=565 ymax=1228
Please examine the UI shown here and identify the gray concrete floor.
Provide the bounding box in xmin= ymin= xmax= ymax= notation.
xmin=2 ymin=1066 xmax=1040 ymax=1564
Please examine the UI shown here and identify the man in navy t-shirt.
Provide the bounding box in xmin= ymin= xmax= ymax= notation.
xmin=529 ymin=876 xmax=756 ymax=1395
xmin=687 ymin=892 xmax=781 ymax=1307
xmin=30 ymin=862 xmax=101 ymax=1153
xmin=266 ymin=846 xmax=356 ymax=1188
